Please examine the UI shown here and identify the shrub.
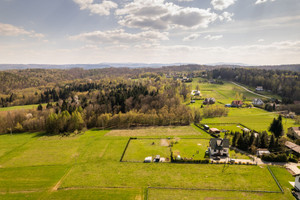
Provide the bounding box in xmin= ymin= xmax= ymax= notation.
xmin=262 ymin=153 xmax=288 ymax=162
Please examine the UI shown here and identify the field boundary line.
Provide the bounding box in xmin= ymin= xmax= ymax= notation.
xmin=267 ymin=166 xmax=284 ymax=193
xmin=148 ymin=186 xmax=282 ymax=193
xmin=120 ymin=137 xmax=133 ymax=162
xmin=58 ymin=186 xmax=137 ymax=191
xmin=0 ymin=189 xmax=42 ymax=194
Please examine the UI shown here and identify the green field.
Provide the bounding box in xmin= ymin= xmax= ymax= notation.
xmin=202 ymin=108 xmax=296 ymax=132
xmin=0 ymin=104 xmax=45 ymax=112
xmin=106 ymin=126 xmax=203 ymax=137
xmin=0 ymin=128 xmax=295 ymax=200
xmin=123 ymin=139 xmax=171 ymax=162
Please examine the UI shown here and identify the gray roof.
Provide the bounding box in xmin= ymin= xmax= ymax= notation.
xmin=210 ymin=138 xmax=230 ymax=150
xmin=285 ymin=141 xmax=300 ymax=154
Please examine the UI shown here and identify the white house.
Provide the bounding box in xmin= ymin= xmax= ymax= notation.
xmin=256 ymin=86 xmax=264 ymax=91
xmin=208 ymin=138 xmax=229 ymax=156
xmin=294 ymin=174 xmax=300 ymax=191
xmin=252 ymin=98 xmax=264 ymax=106
xmin=191 ymin=90 xmax=201 ymax=96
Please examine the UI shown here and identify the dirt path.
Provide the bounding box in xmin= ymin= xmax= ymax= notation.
xmin=51 ymin=167 xmax=73 ymax=192
xmin=231 ymin=82 xmax=271 ymax=99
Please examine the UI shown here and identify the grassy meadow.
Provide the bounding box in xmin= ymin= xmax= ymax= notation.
xmin=0 ymin=127 xmax=295 ymax=200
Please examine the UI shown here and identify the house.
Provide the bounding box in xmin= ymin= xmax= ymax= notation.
xmin=252 ymin=98 xmax=264 ymax=106
xmin=203 ymin=98 xmax=215 ymax=105
xmin=288 ymin=127 xmax=300 ymax=139
xmin=208 ymin=138 xmax=229 ymax=156
xmin=285 ymin=141 xmax=300 ymax=156
xmin=256 ymin=148 xmax=270 ymax=157
xmin=293 ymin=174 xmax=300 ymax=191
xmin=256 ymin=86 xmax=264 ymax=91
xmin=191 ymin=90 xmax=201 ymax=96
xmin=209 ymin=128 xmax=220 ymax=136
xmin=231 ymin=100 xmax=243 ymax=107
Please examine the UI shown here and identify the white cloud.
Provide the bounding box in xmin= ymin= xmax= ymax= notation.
xmin=115 ymin=0 xmax=217 ymax=30
xmin=258 ymin=39 xmax=264 ymax=42
xmin=183 ymin=33 xmax=200 ymax=41
xmin=255 ymin=0 xmax=275 ymax=5
xmin=73 ymin=0 xmax=117 ymax=16
xmin=177 ymin=0 xmax=194 ymax=1
xmin=204 ymin=34 xmax=223 ymax=40
xmin=211 ymin=0 xmax=236 ymax=11
xmin=69 ymin=29 xmax=169 ymax=45
xmin=0 ymin=23 xmax=44 ymax=38
xmin=219 ymin=12 xmax=234 ymax=22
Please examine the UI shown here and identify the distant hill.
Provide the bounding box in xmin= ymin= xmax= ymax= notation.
xmin=0 ymin=63 xmax=299 ymax=72
xmin=0 ymin=63 xmax=187 ymax=70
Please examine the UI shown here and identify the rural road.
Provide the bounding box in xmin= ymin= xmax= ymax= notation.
xmin=231 ymin=82 xmax=271 ymax=99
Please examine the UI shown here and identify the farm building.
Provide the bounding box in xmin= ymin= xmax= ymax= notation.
xmin=203 ymin=98 xmax=215 ymax=105
xmin=285 ymin=141 xmax=300 ymax=156
xmin=231 ymin=100 xmax=243 ymax=107
xmin=252 ymin=98 xmax=264 ymax=106
xmin=288 ymin=127 xmax=300 ymax=139
xmin=256 ymin=148 xmax=270 ymax=156
xmin=208 ymin=138 xmax=229 ymax=156
xmin=256 ymin=86 xmax=264 ymax=91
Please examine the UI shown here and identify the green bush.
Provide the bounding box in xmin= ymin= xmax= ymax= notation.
xmin=262 ymin=153 xmax=287 ymax=162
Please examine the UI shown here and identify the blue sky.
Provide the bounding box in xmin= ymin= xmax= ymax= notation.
xmin=0 ymin=0 xmax=300 ymax=65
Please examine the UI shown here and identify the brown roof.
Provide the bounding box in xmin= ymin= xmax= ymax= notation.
xmin=291 ymin=127 xmax=300 ymax=132
xmin=232 ymin=100 xmax=243 ymax=105
xmin=285 ymin=141 xmax=300 ymax=154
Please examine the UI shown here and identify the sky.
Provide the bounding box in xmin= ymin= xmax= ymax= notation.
xmin=0 ymin=0 xmax=300 ymax=65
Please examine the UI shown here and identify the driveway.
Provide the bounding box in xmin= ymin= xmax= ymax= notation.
xmin=231 ymin=81 xmax=271 ymax=99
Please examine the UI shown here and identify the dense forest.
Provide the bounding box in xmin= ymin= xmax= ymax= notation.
xmin=0 ymin=77 xmax=200 ymax=134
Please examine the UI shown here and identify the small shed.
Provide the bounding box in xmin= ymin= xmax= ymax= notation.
xmin=209 ymin=128 xmax=220 ymax=135
xmin=256 ymin=148 xmax=270 ymax=156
